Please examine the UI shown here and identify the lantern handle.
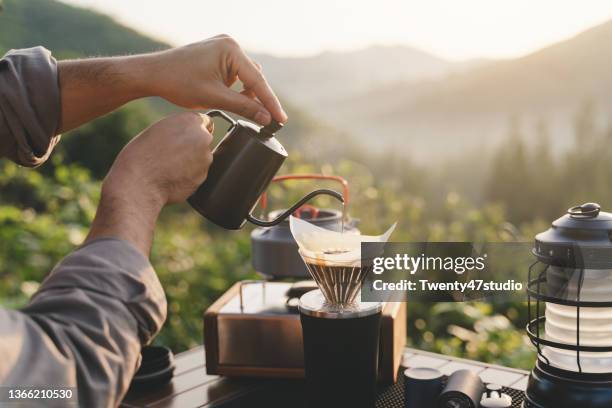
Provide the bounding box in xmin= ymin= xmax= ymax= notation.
xmin=568 ymin=202 xmax=600 ymax=218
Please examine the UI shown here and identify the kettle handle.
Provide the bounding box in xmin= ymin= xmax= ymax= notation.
xmin=246 ymin=189 xmax=344 ymax=227
xmin=206 ymin=110 xmax=236 ymax=126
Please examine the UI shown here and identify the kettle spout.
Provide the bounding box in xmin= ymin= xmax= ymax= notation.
xmin=246 ymin=189 xmax=344 ymax=227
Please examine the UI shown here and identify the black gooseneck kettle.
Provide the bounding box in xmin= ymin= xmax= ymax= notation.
xmin=188 ymin=110 xmax=344 ymax=230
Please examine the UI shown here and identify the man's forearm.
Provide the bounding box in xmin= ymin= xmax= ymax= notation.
xmin=2 ymin=239 xmax=167 ymax=407
xmin=58 ymin=55 xmax=158 ymax=133
xmin=86 ymin=179 xmax=164 ymax=256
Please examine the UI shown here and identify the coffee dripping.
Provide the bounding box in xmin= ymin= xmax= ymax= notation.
xmin=188 ymin=110 xmax=344 ymax=229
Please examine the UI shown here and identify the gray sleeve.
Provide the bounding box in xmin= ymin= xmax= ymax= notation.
xmin=0 ymin=46 xmax=61 ymax=167
xmin=0 ymin=238 xmax=167 ymax=408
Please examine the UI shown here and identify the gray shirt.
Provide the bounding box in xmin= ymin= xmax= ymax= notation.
xmin=0 ymin=47 xmax=61 ymax=167
xmin=0 ymin=48 xmax=167 ymax=407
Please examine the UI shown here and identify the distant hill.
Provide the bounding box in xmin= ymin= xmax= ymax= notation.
xmin=0 ymin=0 xmax=167 ymax=58
xmin=251 ymin=46 xmax=484 ymax=107
xmin=285 ymin=20 xmax=612 ymax=159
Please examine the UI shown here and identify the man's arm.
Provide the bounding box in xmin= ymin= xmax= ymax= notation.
xmin=1 ymin=35 xmax=287 ymax=167
xmin=58 ymin=35 xmax=288 ymax=133
xmin=0 ymin=238 xmax=166 ymax=407
xmin=57 ymin=56 xmax=150 ymax=133
xmin=0 ymin=112 xmax=214 ymax=407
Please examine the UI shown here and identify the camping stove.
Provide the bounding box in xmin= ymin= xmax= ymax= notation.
xmin=203 ymin=280 xmax=406 ymax=384
xmin=203 ymin=174 xmax=406 ymax=384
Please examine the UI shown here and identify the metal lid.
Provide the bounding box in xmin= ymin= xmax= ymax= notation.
xmin=298 ymin=289 xmax=382 ymax=319
xmin=403 ymin=367 xmax=443 ymax=381
xmin=260 ymin=119 xmax=284 ymax=135
xmin=235 ymin=119 xmax=287 ymax=157
xmin=534 ymin=202 xmax=612 ymax=268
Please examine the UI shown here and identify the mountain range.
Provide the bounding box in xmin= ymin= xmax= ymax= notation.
xmin=251 ymin=46 xmax=487 ymax=108
xmin=257 ymin=21 xmax=612 ymax=159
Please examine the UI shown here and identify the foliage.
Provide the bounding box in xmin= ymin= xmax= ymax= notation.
xmin=0 ymin=159 xmax=98 ymax=307
xmin=484 ymin=104 xmax=612 ymax=224
xmin=409 ymin=303 xmax=535 ymax=370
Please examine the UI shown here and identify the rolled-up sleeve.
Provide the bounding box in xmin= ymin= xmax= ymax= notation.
xmin=0 ymin=46 xmax=61 ymax=167
xmin=0 ymin=238 xmax=167 ymax=408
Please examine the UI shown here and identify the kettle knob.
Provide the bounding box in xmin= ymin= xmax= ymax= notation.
xmin=261 ymin=119 xmax=283 ymax=135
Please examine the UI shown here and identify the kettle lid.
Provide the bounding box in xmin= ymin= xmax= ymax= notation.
xmin=235 ymin=119 xmax=287 ymax=157
xmin=260 ymin=119 xmax=284 ymax=135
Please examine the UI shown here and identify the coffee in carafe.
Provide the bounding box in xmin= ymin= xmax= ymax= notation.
xmin=299 ymin=290 xmax=382 ymax=408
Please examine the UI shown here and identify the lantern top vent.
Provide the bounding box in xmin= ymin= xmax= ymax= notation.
xmin=535 ymin=202 xmax=612 ymax=268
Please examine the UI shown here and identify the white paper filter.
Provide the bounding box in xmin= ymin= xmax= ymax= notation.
xmin=289 ymin=216 xmax=396 ymax=265
xmin=290 ymin=216 xmax=396 ymax=304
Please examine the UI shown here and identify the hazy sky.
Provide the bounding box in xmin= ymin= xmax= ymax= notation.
xmin=62 ymin=0 xmax=612 ymax=60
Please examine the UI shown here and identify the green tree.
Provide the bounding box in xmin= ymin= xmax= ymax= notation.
xmin=485 ymin=118 xmax=533 ymax=222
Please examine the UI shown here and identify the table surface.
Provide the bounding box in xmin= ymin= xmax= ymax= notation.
xmin=121 ymin=346 xmax=530 ymax=408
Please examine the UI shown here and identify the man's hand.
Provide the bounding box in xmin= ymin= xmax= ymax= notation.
xmin=58 ymin=35 xmax=287 ymax=132
xmin=147 ymin=35 xmax=287 ymax=126
xmin=86 ymin=112 xmax=214 ymax=255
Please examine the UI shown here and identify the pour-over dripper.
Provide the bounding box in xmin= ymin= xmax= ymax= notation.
xmin=290 ymin=215 xmax=396 ymax=305
xmin=299 ymin=251 xmax=372 ymax=305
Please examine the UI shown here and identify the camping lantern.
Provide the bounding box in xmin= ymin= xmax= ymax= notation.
xmin=525 ymin=203 xmax=612 ymax=408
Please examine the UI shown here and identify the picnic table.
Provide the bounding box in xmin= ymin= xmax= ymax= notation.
xmin=121 ymin=346 xmax=530 ymax=407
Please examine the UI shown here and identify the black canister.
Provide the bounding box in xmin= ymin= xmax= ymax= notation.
xmin=403 ymin=367 xmax=444 ymax=408
xmin=299 ymin=290 xmax=382 ymax=408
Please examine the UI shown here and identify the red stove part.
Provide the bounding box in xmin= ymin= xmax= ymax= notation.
xmin=259 ymin=174 xmax=350 ymax=219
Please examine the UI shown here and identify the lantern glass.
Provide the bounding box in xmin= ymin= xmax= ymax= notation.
xmin=542 ymin=266 xmax=612 ymax=373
